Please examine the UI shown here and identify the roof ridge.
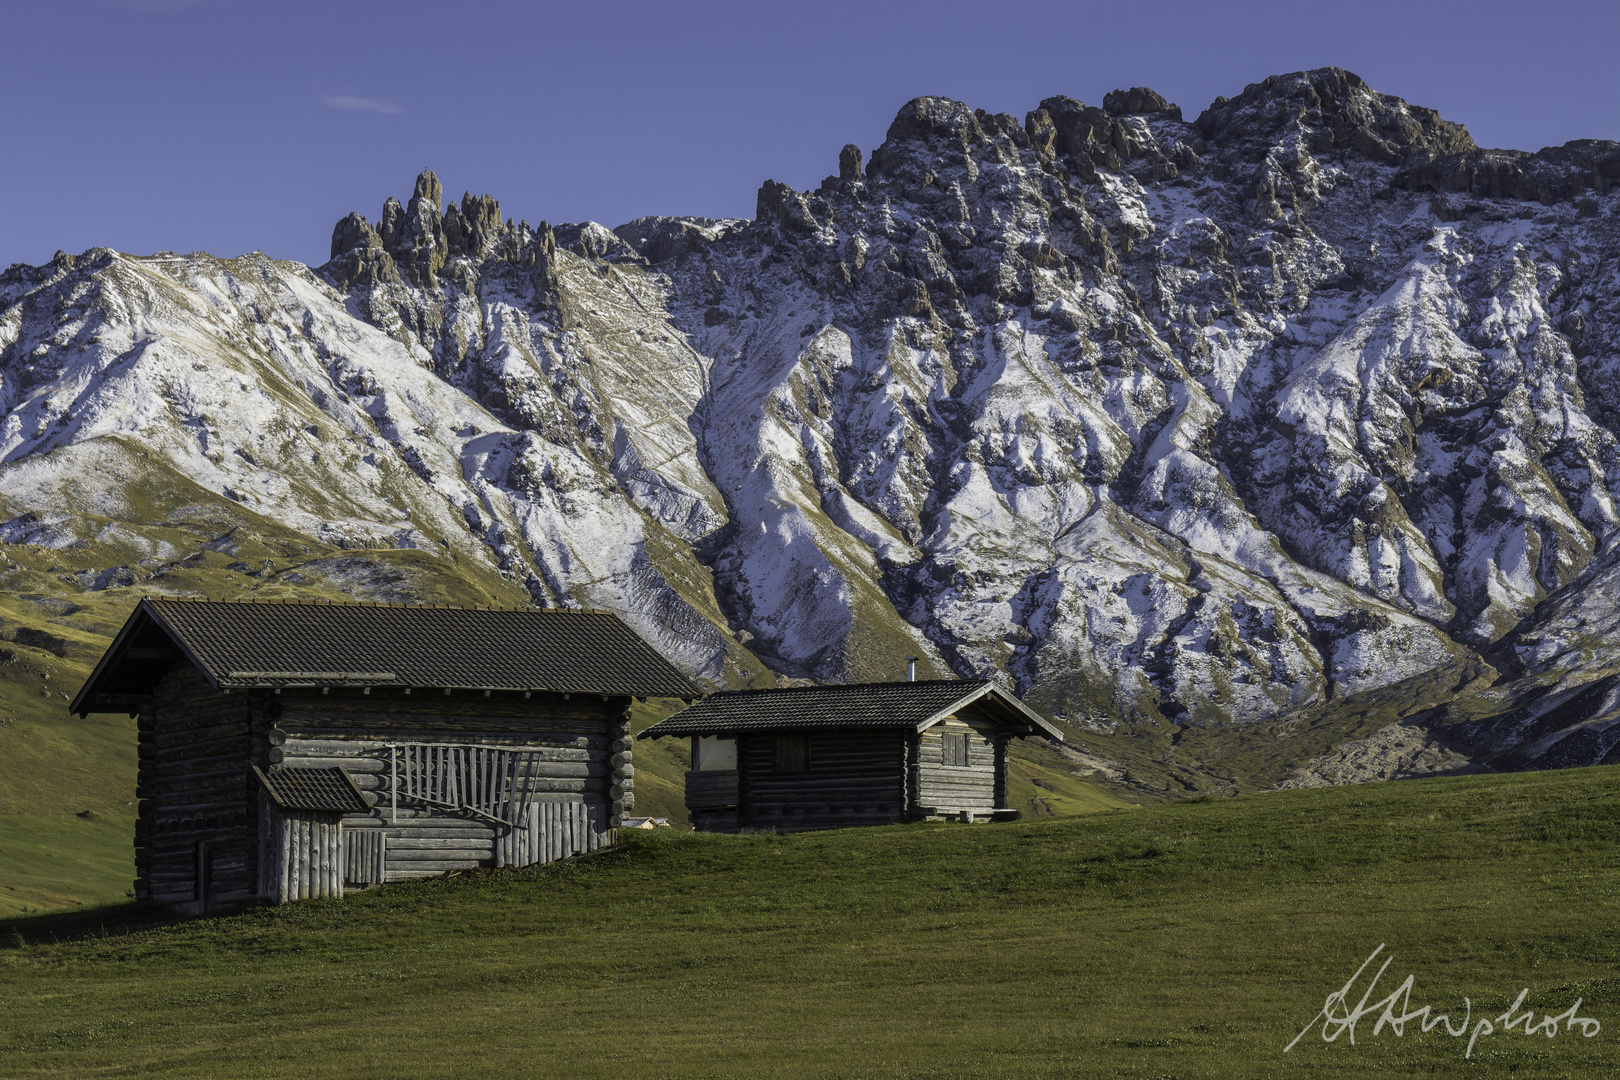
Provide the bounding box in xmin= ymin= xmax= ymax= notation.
xmin=145 ymin=597 xmax=612 ymax=613
xmin=711 ymin=678 xmax=988 ymax=696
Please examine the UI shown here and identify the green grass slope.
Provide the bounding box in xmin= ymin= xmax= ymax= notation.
xmin=3 ymin=766 xmax=1618 ymax=1078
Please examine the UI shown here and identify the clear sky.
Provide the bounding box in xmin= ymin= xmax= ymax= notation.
xmin=4 ymin=0 xmax=1618 ymax=269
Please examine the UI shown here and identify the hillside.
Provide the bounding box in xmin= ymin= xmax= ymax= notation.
xmin=3 ymin=766 xmax=1618 ymax=1078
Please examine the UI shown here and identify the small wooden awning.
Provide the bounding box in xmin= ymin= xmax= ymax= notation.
xmin=253 ymin=766 xmax=371 ymax=815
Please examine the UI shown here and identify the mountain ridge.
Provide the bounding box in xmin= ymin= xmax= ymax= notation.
xmin=9 ymin=67 xmax=1620 ymax=789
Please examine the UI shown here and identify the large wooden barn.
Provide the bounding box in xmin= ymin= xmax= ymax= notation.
xmin=71 ymin=598 xmax=697 ymax=911
xmin=637 ymin=680 xmax=1062 ymax=832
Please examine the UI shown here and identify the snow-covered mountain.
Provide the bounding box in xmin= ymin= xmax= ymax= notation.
xmin=9 ymin=68 xmax=1620 ymax=776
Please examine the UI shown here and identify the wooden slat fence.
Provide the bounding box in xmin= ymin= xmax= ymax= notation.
xmin=344 ymin=828 xmax=386 ymax=885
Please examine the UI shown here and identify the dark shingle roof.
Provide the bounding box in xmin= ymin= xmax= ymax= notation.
xmin=73 ymin=598 xmax=699 ymax=709
xmin=254 ymin=766 xmax=371 ymax=814
xmin=638 ymin=679 xmax=1062 ymax=739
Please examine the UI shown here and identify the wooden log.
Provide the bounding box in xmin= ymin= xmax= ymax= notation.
xmin=147 ymin=884 xmax=197 ymax=899
xmin=151 ymin=697 xmax=247 ymax=726
xmin=319 ymin=822 xmax=332 ymax=898
xmin=149 ymin=794 xmax=249 ymax=814
xmin=372 ymin=827 xmax=495 ymax=840
xmin=524 ymin=779 xmax=592 ymax=795
xmin=141 ymin=764 xmax=251 ymax=789
xmin=302 ymin=817 xmax=315 ymax=901
xmin=280 ymin=694 xmax=622 ymax=717
xmin=291 ymin=817 xmax=304 ymax=901
xmin=279 ymin=753 xmax=390 ymax=772
xmin=386 ymin=835 xmax=496 ymax=850
xmin=281 ymin=728 xmax=608 ymax=752
xmin=383 ymin=858 xmax=486 ymax=873
xmin=384 ymin=869 xmax=463 ymax=882
xmin=278 ymin=710 xmax=616 ymax=733
xmin=151 ymin=715 xmax=250 ymax=741
xmin=330 ymin=822 xmax=341 ymax=898
xmin=387 ymin=849 xmax=491 ymax=862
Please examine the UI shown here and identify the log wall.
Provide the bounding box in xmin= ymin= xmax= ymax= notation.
xmin=273 ymin=690 xmax=623 ymax=888
xmin=685 ymin=767 xmax=740 ymax=832
xmin=734 ymin=729 xmax=906 ymax=832
xmin=916 ymin=717 xmax=998 ymax=815
xmin=136 ymin=665 xmax=259 ymax=913
xmin=259 ymin=806 xmax=344 ymax=903
xmin=136 ymin=680 xmax=627 ymax=908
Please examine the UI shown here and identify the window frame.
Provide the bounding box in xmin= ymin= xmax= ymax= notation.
xmin=772 ymin=732 xmax=811 ymax=774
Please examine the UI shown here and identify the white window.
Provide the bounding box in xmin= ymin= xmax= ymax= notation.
xmin=694 ymin=736 xmax=737 ymax=771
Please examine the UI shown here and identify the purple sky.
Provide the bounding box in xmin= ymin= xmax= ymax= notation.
xmin=4 ymin=0 xmax=1618 ymax=269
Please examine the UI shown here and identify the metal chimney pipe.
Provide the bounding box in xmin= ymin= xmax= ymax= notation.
xmin=906 ymin=657 xmax=918 ymax=682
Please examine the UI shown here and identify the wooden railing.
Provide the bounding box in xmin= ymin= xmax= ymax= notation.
xmin=387 ymin=743 xmax=540 ymax=827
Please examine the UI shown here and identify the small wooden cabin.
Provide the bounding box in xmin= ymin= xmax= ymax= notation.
xmin=637 ymin=679 xmax=1061 ymax=832
xmin=72 ymin=598 xmax=697 ymax=911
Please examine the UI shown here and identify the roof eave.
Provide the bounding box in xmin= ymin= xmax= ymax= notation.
xmin=218 ymin=680 xmax=686 ymax=696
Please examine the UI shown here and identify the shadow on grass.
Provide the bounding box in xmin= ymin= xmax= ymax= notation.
xmin=0 ymin=838 xmax=647 ymax=950
xmin=0 ymin=899 xmax=206 ymax=948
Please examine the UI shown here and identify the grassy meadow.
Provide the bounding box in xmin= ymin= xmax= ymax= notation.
xmin=2 ymin=765 xmax=1619 ymax=1078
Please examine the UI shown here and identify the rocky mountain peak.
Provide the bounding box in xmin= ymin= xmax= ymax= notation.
xmin=1102 ymin=87 xmax=1180 ymax=119
xmin=882 ymin=95 xmax=984 ymax=147
xmin=839 ymin=143 xmax=863 ymax=182
xmin=1194 ymin=67 xmax=1475 ymax=163
xmin=411 ymin=169 xmax=444 ymax=212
